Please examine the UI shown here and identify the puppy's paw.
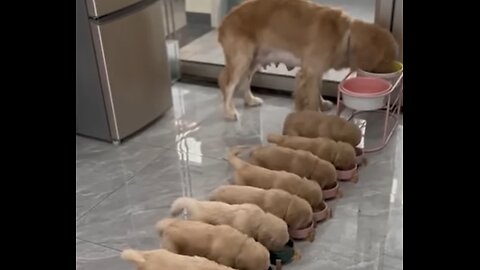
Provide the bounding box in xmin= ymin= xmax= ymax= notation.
xmin=245 ymin=96 xmax=264 ymax=107
xmin=320 ymin=100 xmax=334 ymax=111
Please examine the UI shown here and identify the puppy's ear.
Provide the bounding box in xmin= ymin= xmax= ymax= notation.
xmin=256 ymin=224 xmax=273 ymax=247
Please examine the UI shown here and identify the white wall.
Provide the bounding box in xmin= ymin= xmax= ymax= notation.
xmin=186 ymin=0 xmax=213 ymax=13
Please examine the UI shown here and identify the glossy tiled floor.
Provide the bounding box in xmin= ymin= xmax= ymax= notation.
xmin=76 ymin=82 xmax=403 ymax=270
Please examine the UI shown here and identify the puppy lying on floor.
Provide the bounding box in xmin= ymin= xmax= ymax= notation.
xmin=209 ymin=185 xmax=313 ymax=233
xmin=228 ymin=147 xmax=324 ymax=211
xmin=283 ymin=111 xmax=362 ymax=147
xmin=170 ymin=197 xmax=289 ymax=251
xmin=121 ymin=248 xmax=236 ymax=270
xmin=249 ymin=145 xmax=337 ymax=190
xmin=156 ymin=218 xmax=270 ymax=270
xmin=267 ymin=134 xmax=356 ymax=170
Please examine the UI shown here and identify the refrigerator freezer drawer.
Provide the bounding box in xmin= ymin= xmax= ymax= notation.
xmin=86 ymin=0 xmax=143 ymax=18
xmin=91 ymin=0 xmax=172 ymax=140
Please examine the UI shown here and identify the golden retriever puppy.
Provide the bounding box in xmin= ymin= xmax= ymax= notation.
xmin=227 ymin=147 xmax=324 ymax=211
xmin=170 ymin=197 xmax=289 ymax=251
xmin=209 ymin=185 xmax=313 ymax=231
xmin=267 ymin=134 xmax=356 ymax=170
xmin=283 ymin=111 xmax=362 ymax=147
xmin=218 ymin=0 xmax=398 ymax=120
xmin=249 ymin=145 xmax=337 ymax=190
xmin=121 ymin=248 xmax=236 ymax=270
xmin=156 ymin=218 xmax=270 ymax=270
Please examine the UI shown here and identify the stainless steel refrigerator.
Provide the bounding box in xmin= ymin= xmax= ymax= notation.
xmin=76 ymin=0 xmax=172 ymax=144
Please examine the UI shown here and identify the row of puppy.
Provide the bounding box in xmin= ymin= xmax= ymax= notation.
xmin=121 ymin=111 xmax=364 ymax=270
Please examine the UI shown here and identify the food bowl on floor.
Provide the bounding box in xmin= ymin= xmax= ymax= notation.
xmin=269 ymin=239 xmax=295 ymax=265
xmin=323 ymin=182 xmax=341 ymax=200
xmin=339 ymin=77 xmax=391 ymax=111
xmin=288 ymin=221 xmax=315 ymax=240
xmin=336 ymin=164 xmax=358 ymax=181
xmin=313 ymin=202 xmax=331 ymax=222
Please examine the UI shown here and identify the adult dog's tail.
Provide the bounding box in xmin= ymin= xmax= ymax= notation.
xmin=227 ymin=146 xmax=250 ymax=170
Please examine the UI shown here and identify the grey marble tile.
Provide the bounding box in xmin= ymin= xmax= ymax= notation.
xmin=76 ymin=147 xmax=232 ymax=251
xmin=76 ymin=139 xmax=165 ymax=220
xmin=134 ymin=83 xmax=295 ymax=159
xmin=76 ymin=82 xmax=402 ymax=269
xmin=76 ymin=239 xmax=128 ymax=270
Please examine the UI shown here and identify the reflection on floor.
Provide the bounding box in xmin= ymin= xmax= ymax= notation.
xmin=76 ymin=82 xmax=403 ymax=270
xmin=179 ymin=0 xmax=375 ymax=82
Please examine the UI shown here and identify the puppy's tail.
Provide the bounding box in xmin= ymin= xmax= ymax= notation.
xmin=227 ymin=146 xmax=250 ymax=170
xmin=170 ymin=197 xmax=199 ymax=217
xmin=155 ymin=218 xmax=177 ymax=237
xmin=266 ymin=133 xmax=284 ymax=144
xmin=121 ymin=249 xmax=146 ymax=266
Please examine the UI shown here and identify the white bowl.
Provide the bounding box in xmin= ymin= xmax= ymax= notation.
xmin=357 ymin=61 xmax=403 ymax=103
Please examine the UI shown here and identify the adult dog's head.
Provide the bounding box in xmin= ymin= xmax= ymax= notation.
xmin=349 ymin=20 xmax=399 ymax=73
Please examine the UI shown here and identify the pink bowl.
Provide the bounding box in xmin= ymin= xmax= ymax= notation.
xmin=313 ymin=203 xmax=331 ymax=223
xmin=289 ymin=221 xmax=315 ymax=240
xmin=340 ymin=77 xmax=391 ymax=97
xmin=337 ymin=164 xmax=358 ymax=181
xmin=323 ymin=182 xmax=340 ymax=200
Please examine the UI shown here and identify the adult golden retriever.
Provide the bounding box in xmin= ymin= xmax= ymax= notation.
xmin=218 ymin=0 xmax=398 ymax=120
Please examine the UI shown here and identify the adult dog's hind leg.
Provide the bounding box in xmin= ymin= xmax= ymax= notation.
xmin=239 ymin=65 xmax=263 ymax=107
xmin=221 ymin=42 xmax=255 ymax=120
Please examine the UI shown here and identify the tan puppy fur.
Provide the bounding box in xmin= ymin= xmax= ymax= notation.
xmin=218 ymin=0 xmax=398 ymax=120
xmin=170 ymin=197 xmax=289 ymax=251
xmin=209 ymin=185 xmax=313 ymax=230
xmin=121 ymin=248 xmax=236 ymax=270
xmin=249 ymin=145 xmax=337 ymax=190
xmin=267 ymin=134 xmax=356 ymax=170
xmin=156 ymin=218 xmax=270 ymax=270
xmin=283 ymin=111 xmax=362 ymax=147
xmin=228 ymin=147 xmax=324 ymax=210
